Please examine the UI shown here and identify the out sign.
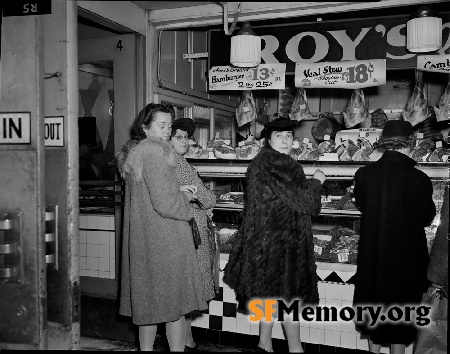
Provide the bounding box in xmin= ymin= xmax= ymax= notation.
xmin=0 ymin=112 xmax=31 ymax=144
xmin=45 ymin=116 xmax=64 ymax=147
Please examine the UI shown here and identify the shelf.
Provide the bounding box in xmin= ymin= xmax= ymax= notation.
xmin=214 ymin=203 xmax=361 ymax=216
xmin=189 ymin=159 xmax=449 ymax=180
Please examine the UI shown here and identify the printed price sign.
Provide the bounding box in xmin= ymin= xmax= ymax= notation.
xmin=295 ymin=59 xmax=386 ymax=89
xmin=209 ymin=63 xmax=286 ymax=90
xmin=337 ymin=251 xmax=349 ymax=263
xmin=314 ymin=245 xmax=323 ymax=255
xmin=417 ymin=55 xmax=450 ymax=73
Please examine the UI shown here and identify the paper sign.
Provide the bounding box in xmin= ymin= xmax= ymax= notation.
xmin=338 ymin=251 xmax=349 ymax=263
xmin=417 ymin=133 xmax=424 ymax=138
xmin=417 ymin=55 xmax=450 ymax=73
xmin=314 ymin=245 xmax=323 ymax=255
xmin=436 ymin=141 xmax=443 ymax=148
xmin=0 ymin=112 xmax=31 ymax=144
xmin=303 ymin=138 xmax=310 ymax=143
xmin=324 ymin=134 xmax=330 ymax=141
xmin=295 ymin=59 xmax=386 ymax=89
xmin=209 ymin=63 xmax=286 ymax=90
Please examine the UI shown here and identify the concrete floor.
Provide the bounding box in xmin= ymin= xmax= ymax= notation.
xmin=79 ymin=334 xmax=245 ymax=352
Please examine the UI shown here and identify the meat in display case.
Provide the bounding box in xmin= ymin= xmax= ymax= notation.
xmin=188 ymin=159 xmax=449 ymax=264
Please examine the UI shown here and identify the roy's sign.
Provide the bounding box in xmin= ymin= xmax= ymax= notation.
xmin=210 ymin=13 xmax=450 ymax=73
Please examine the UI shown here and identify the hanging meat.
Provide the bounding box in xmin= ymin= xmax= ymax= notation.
xmin=311 ymin=112 xmax=342 ymax=144
xmin=371 ymin=108 xmax=388 ymax=129
xmin=236 ymin=90 xmax=257 ymax=127
xmin=402 ymin=70 xmax=428 ymax=126
xmin=343 ymin=89 xmax=369 ymax=128
xmin=290 ymin=88 xmax=312 ymax=121
xmin=437 ymin=76 xmax=450 ymax=122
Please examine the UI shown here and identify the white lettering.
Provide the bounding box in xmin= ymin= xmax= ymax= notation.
xmin=386 ymin=24 xmax=415 ymax=60
xmin=286 ymin=32 xmax=329 ymax=63
xmin=260 ymin=35 xmax=280 ymax=63
xmin=328 ymin=28 xmax=371 ymax=61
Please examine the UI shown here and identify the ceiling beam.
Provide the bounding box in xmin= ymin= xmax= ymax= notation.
xmin=148 ymin=0 xmax=447 ymax=30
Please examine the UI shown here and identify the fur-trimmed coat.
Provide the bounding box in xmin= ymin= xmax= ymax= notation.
xmin=117 ymin=137 xmax=207 ymax=325
xmin=223 ymin=146 xmax=322 ymax=305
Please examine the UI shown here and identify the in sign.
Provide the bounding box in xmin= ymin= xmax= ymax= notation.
xmin=45 ymin=116 xmax=64 ymax=147
xmin=0 ymin=112 xmax=31 ymax=144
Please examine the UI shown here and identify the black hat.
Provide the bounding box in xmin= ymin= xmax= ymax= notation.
xmin=378 ymin=119 xmax=413 ymax=147
xmin=171 ymin=118 xmax=195 ymax=137
xmin=263 ymin=117 xmax=297 ymax=131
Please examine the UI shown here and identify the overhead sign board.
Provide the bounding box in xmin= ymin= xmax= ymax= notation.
xmin=295 ymin=59 xmax=386 ymax=89
xmin=0 ymin=112 xmax=31 ymax=144
xmin=2 ymin=0 xmax=52 ymax=17
xmin=417 ymin=55 xmax=450 ymax=73
xmin=209 ymin=63 xmax=286 ymax=90
xmin=45 ymin=116 xmax=64 ymax=147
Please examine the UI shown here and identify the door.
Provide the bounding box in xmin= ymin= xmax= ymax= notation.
xmin=0 ymin=10 xmax=48 ymax=351
xmin=77 ymin=32 xmax=141 ymax=300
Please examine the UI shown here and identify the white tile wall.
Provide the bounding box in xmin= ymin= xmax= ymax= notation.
xmin=79 ymin=214 xmax=115 ymax=279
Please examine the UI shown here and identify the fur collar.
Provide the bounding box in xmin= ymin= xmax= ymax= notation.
xmin=116 ymin=137 xmax=177 ymax=181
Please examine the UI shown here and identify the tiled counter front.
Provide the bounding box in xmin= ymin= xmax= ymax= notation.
xmin=191 ymin=253 xmax=413 ymax=354
xmin=79 ymin=214 xmax=116 ymax=279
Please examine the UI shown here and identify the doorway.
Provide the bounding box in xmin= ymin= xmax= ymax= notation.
xmin=77 ymin=13 xmax=143 ymax=341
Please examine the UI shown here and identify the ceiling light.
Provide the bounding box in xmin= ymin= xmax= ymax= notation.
xmin=230 ymin=22 xmax=261 ymax=68
xmin=407 ymin=6 xmax=442 ymax=53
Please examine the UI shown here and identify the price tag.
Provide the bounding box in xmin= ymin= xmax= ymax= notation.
xmin=436 ymin=141 xmax=442 ymax=148
xmin=295 ymin=59 xmax=386 ymax=89
xmin=324 ymin=134 xmax=330 ymax=141
xmin=321 ymin=195 xmax=332 ymax=203
xmin=337 ymin=251 xmax=349 ymax=263
xmin=303 ymin=138 xmax=310 ymax=143
xmin=243 ymin=106 xmax=250 ymax=112
xmin=359 ymin=131 xmax=366 ymax=137
xmin=300 ymin=104 xmax=306 ymax=109
xmin=215 ymin=132 xmax=220 ymax=139
xmin=238 ymin=141 xmax=246 ymax=147
xmin=314 ymin=245 xmax=323 ymax=255
xmin=417 ymin=133 xmax=424 ymax=139
xmin=441 ymin=155 xmax=449 ymax=162
xmin=307 ymin=143 xmax=313 ymax=149
xmin=209 ymin=63 xmax=286 ymax=90
xmin=353 ymin=108 xmax=361 ymax=114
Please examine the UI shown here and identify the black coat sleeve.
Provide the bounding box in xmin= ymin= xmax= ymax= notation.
xmin=411 ymin=170 xmax=436 ymax=227
xmin=264 ymin=154 xmax=322 ymax=215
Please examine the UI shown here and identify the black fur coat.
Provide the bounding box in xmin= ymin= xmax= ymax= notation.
xmin=223 ymin=146 xmax=322 ymax=305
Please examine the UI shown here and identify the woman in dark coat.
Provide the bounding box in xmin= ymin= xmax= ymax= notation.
xmin=117 ymin=104 xmax=207 ymax=351
xmin=353 ymin=120 xmax=436 ymax=354
xmin=223 ymin=117 xmax=325 ymax=353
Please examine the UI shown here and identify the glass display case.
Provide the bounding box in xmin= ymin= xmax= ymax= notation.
xmin=189 ymin=159 xmax=449 ymax=265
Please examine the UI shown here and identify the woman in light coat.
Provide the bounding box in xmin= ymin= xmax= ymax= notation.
xmin=169 ymin=118 xmax=218 ymax=350
xmin=117 ymin=103 xmax=207 ymax=351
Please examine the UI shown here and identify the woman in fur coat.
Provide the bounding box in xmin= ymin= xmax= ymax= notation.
xmin=223 ymin=117 xmax=326 ymax=353
xmin=117 ymin=103 xmax=207 ymax=351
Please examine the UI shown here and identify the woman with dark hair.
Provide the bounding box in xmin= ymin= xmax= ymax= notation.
xmin=170 ymin=118 xmax=218 ymax=350
xmin=117 ymin=103 xmax=207 ymax=351
xmin=353 ymin=120 xmax=436 ymax=354
xmin=223 ymin=117 xmax=326 ymax=353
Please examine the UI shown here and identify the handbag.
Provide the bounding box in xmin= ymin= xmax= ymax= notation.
xmin=189 ymin=218 xmax=201 ymax=249
xmin=413 ymin=286 xmax=448 ymax=354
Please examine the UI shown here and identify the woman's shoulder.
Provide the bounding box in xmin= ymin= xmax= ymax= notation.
xmin=133 ymin=138 xmax=177 ymax=165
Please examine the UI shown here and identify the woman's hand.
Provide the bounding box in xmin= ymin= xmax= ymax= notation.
xmin=180 ymin=185 xmax=198 ymax=200
xmin=312 ymin=169 xmax=326 ymax=184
